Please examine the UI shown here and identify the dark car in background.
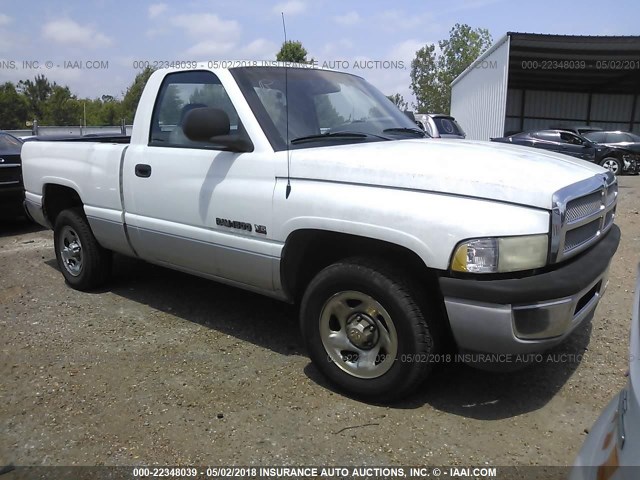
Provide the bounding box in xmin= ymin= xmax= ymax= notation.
xmin=583 ymin=130 xmax=640 ymax=155
xmin=491 ymin=129 xmax=639 ymax=175
xmin=0 ymin=131 xmax=25 ymax=218
xmin=549 ymin=125 xmax=603 ymax=136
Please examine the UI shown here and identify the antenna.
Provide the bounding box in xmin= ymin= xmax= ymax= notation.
xmin=282 ymin=12 xmax=292 ymax=199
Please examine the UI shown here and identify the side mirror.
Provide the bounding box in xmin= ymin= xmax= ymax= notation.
xmin=182 ymin=107 xmax=253 ymax=152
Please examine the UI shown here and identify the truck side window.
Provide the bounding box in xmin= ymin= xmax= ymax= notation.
xmin=149 ymin=70 xmax=242 ymax=149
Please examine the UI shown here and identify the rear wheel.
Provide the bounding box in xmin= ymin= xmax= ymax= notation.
xmin=300 ymin=258 xmax=441 ymax=402
xmin=54 ymin=208 xmax=111 ymax=291
xmin=600 ymin=157 xmax=622 ymax=175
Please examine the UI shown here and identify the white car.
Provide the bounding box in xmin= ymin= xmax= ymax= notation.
xmin=413 ymin=113 xmax=466 ymax=139
xmin=570 ymin=268 xmax=640 ymax=478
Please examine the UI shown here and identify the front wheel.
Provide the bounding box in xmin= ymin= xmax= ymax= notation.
xmin=300 ymin=258 xmax=441 ymax=402
xmin=600 ymin=157 xmax=622 ymax=175
xmin=54 ymin=208 xmax=112 ymax=291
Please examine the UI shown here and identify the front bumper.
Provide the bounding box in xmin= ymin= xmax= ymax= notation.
xmin=439 ymin=225 xmax=620 ymax=354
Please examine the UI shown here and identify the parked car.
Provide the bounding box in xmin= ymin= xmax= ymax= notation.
xmin=414 ymin=113 xmax=466 ymax=138
xmin=583 ymin=130 xmax=640 ymax=156
xmin=550 ymin=125 xmax=603 ymax=136
xmin=0 ymin=131 xmax=25 ymax=219
xmin=570 ymin=268 xmax=639 ymax=478
xmin=491 ymin=129 xmax=639 ymax=175
xmin=22 ymin=64 xmax=619 ymax=402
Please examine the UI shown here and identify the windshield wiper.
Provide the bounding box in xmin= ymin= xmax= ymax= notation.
xmin=290 ymin=131 xmax=389 ymax=145
xmin=382 ymin=127 xmax=427 ymax=137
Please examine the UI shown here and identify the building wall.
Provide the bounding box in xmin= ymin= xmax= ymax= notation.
xmin=505 ymin=90 xmax=640 ymax=134
xmin=450 ymin=35 xmax=510 ymax=141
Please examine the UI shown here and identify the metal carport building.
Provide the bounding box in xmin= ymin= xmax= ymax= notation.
xmin=450 ymin=33 xmax=640 ymax=140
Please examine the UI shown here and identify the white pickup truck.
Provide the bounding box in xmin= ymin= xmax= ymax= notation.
xmin=22 ymin=63 xmax=620 ymax=401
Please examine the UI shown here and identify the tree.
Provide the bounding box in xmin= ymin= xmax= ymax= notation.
xmin=43 ymin=85 xmax=81 ymax=125
xmin=276 ymin=40 xmax=310 ymax=63
xmin=386 ymin=93 xmax=408 ymax=111
xmin=98 ymin=100 xmax=122 ymax=126
xmin=17 ymin=74 xmax=53 ymax=120
xmin=0 ymin=82 xmax=29 ymax=129
xmin=410 ymin=24 xmax=492 ymax=113
xmin=121 ymin=67 xmax=155 ymax=123
xmin=81 ymin=97 xmax=123 ymax=126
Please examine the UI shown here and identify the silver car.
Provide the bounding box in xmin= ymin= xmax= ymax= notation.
xmin=414 ymin=113 xmax=466 ymax=139
xmin=570 ymin=268 xmax=640 ymax=478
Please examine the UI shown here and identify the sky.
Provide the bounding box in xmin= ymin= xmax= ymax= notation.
xmin=0 ymin=0 xmax=639 ymax=109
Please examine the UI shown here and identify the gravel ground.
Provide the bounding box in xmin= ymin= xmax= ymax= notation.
xmin=1 ymin=176 xmax=638 ymax=471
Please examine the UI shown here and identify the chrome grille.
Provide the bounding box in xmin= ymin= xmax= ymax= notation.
xmin=604 ymin=208 xmax=615 ymax=230
xmin=565 ymin=192 xmax=602 ymax=224
xmin=606 ymin=183 xmax=618 ymax=207
xmin=551 ymin=172 xmax=617 ymax=263
xmin=564 ymin=219 xmax=601 ymax=251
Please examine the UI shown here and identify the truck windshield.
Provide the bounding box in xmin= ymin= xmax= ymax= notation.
xmin=231 ymin=66 xmax=425 ymax=150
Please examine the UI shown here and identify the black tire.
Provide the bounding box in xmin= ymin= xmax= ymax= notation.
xmin=300 ymin=257 xmax=441 ymax=402
xmin=53 ymin=208 xmax=111 ymax=291
xmin=599 ymin=157 xmax=623 ymax=175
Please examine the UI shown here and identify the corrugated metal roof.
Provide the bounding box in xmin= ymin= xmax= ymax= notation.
xmin=453 ymin=32 xmax=640 ymax=93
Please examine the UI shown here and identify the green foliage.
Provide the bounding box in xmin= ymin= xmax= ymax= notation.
xmin=43 ymin=85 xmax=81 ymax=125
xmin=276 ymin=40 xmax=309 ymax=63
xmin=17 ymin=74 xmax=53 ymax=120
xmin=80 ymin=98 xmax=123 ymax=126
xmin=0 ymin=67 xmax=158 ymax=128
xmin=0 ymin=82 xmax=29 ymax=129
xmin=97 ymin=101 xmax=122 ymax=126
xmin=386 ymin=93 xmax=408 ymax=111
xmin=121 ymin=67 xmax=155 ymax=124
xmin=410 ymin=23 xmax=492 ymax=113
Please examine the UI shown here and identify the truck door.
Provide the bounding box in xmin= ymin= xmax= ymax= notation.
xmin=122 ymin=70 xmax=277 ymax=292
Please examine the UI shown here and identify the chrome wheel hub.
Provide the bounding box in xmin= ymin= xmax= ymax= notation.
xmin=59 ymin=226 xmax=83 ymax=277
xmin=319 ymin=291 xmax=398 ymax=379
xmin=346 ymin=313 xmax=379 ymax=349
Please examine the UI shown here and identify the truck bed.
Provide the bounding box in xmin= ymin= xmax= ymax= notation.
xmin=24 ymin=134 xmax=131 ymax=144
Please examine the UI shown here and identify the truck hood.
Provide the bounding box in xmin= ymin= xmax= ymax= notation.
xmin=290 ymin=139 xmax=606 ymax=210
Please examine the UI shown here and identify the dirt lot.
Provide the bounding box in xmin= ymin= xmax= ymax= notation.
xmin=1 ymin=177 xmax=639 ymax=471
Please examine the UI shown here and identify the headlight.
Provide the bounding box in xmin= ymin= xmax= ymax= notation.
xmin=451 ymin=234 xmax=548 ymax=273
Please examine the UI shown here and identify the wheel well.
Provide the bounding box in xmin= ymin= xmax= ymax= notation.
xmin=280 ymin=230 xmax=440 ymax=302
xmin=602 ymin=154 xmax=623 ymax=162
xmin=43 ymin=184 xmax=83 ymax=226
